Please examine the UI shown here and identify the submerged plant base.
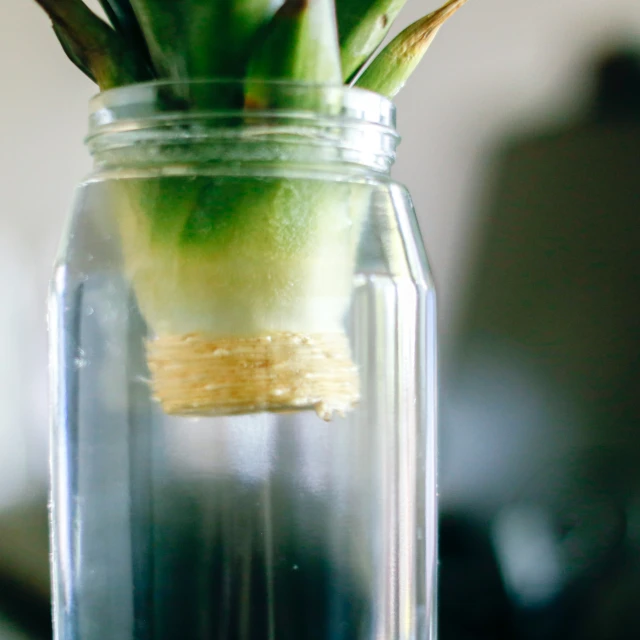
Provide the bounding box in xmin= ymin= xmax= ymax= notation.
xmin=147 ymin=331 xmax=360 ymax=421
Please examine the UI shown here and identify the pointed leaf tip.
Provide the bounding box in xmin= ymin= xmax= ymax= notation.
xmin=355 ymin=0 xmax=469 ymax=99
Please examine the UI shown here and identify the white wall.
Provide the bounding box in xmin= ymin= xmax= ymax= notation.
xmin=0 ymin=0 xmax=639 ymax=497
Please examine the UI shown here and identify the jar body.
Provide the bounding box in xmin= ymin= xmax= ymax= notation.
xmin=50 ymin=84 xmax=437 ymax=640
xmin=50 ymin=164 xmax=437 ymax=640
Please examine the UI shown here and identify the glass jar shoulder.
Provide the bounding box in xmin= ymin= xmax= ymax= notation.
xmin=355 ymin=180 xmax=434 ymax=290
xmin=64 ymin=167 xmax=433 ymax=289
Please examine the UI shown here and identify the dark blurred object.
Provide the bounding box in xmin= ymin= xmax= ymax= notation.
xmin=0 ymin=500 xmax=51 ymax=639
xmin=0 ymin=573 xmax=50 ymax=640
xmin=441 ymin=48 xmax=640 ymax=639
xmin=439 ymin=513 xmax=515 ymax=640
xmin=593 ymin=49 xmax=640 ymax=121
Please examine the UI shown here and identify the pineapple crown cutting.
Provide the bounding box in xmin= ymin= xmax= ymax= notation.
xmin=32 ymin=0 xmax=469 ymax=100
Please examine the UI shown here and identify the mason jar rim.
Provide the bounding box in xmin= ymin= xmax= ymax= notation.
xmin=87 ymin=80 xmax=400 ymax=174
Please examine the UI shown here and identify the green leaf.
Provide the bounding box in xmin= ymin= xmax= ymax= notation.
xmin=33 ymin=0 xmax=152 ymax=89
xmin=245 ymin=0 xmax=342 ymax=109
xmin=98 ymin=0 xmax=139 ymax=33
xmin=337 ymin=0 xmax=407 ymax=83
xmin=53 ymin=23 xmax=96 ymax=81
xmin=355 ymin=0 xmax=469 ymax=99
xmin=98 ymin=1 xmax=154 ymax=78
xmin=128 ymin=0 xmax=280 ymax=81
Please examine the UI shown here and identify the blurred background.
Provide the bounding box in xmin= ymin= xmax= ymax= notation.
xmin=1 ymin=0 xmax=640 ymax=638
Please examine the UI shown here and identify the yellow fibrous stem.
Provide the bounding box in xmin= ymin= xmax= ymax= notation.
xmin=147 ymin=331 xmax=360 ymax=421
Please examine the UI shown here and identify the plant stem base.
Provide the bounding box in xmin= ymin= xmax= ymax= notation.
xmin=146 ymin=331 xmax=360 ymax=420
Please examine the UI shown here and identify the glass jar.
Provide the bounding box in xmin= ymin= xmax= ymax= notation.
xmin=49 ymin=81 xmax=437 ymax=640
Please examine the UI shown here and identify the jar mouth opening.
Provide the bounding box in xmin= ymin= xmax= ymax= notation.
xmin=89 ymin=79 xmax=397 ymax=131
